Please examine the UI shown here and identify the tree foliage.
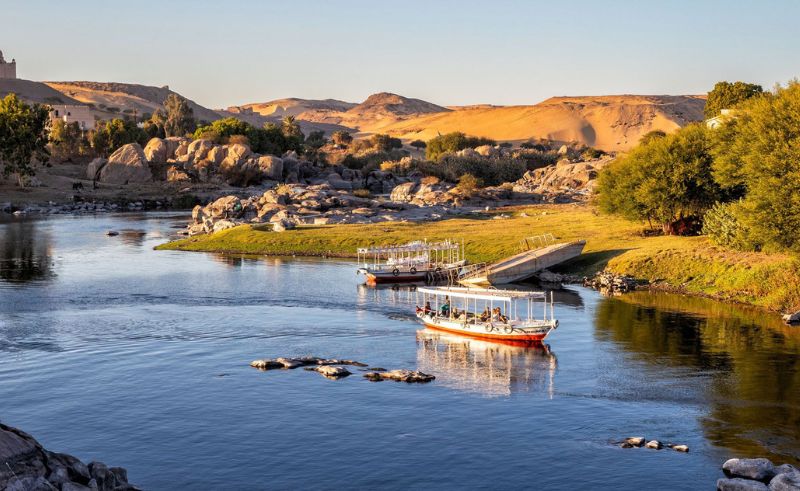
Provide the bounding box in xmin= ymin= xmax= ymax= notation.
xmin=370 ymin=133 xmax=402 ymax=152
xmin=704 ymin=81 xmax=763 ymax=119
xmin=0 ymin=94 xmax=50 ymax=183
xmin=708 ymin=81 xmax=800 ymax=251
xmin=192 ymin=117 xmax=300 ymax=155
xmin=425 ymin=132 xmax=496 ymax=160
xmin=160 ymin=94 xmax=197 ymax=137
xmin=331 ymin=130 xmax=352 ymax=146
xmin=89 ymin=118 xmax=148 ymax=157
xmin=50 ymin=120 xmax=89 ymax=162
xmin=597 ymin=123 xmax=721 ymax=232
xmin=409 ymin=139 xmax=426 ymax=150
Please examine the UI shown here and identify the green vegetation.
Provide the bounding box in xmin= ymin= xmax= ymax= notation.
xmin=456 ymin=173 xmax=481 ymax=196
xmin=160 ymin=94 xmax=197 ymax=137
xmin=370 ymin=134 xmax=402 ymax=152
xmin=193 ymin=118 xmax=300 ymax=155
xmin=156 ymin=204 xmax=800 ymax=313
xmin=331 ymin=130 xmax=352 ymax=146
xmin=90 ymin=118 xmax=147 ymax=157
xmin=49 ymin=120 xmax=90 ymax=162
xmin=409 ymin=139 xmax=426 ymax=150
xmin=598 ymin=123 xmax=720 ymax=234
xmin=381 ymin=155 xmax=526 ymax=186
xmin=425 ymin=132 xmax=496 ymax=160
xmin=704 ymin=81 xmax=763 ymax=119
xmin=0 ymin=94 xmax=50 ymax=184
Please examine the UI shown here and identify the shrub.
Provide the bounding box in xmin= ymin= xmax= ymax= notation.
xmin=704 ymin=81 xmax=763 ymax=119
xmin=305 ymin=130 xmax=326 ymax=150
xmin=89 ymin=118 xmax=148 ymax=157
xmin=410 ymin=139 xmax=426 ymax=150
xmin=421 ymin=175 xmax=440 ymax=185
xmin=50 ymin=120 xmax=90 ymax=162
xmin=456 ymin=174 xmax=481 ymax=196
xmin=701 ymin=201 xmax=757 ymax=251
xmin=227 ymin=134 xmax=250 ymax=146
xmin=639 ymin=130 xmax=667 ymax=145
xmin=192 ymin=118 xmax=298 ymax=155
xmin=353 ymin=188 xmax=371 ymax=198
xmin=425 ymin=132 xmax=496 ymax=160
xmin=515 ymin=148 xmax=559 ymax=169
xmin=331 ymin=130 xmax=352 ymax=146
xmin=581 ymin=147 xmax=605 ymax=160
xmin=597 ymin=123 xmax=720 ymax=233
xmin=371 ymin=134 xmax=402 ymax=152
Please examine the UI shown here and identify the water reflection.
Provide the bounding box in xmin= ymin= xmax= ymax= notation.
xmin=595 ymin=292 xmax=800 ymax=464
xmin=0 ymin=219 xmax=55 ymax=283
xmin=416 ymin=329 xmax=557 ymax=397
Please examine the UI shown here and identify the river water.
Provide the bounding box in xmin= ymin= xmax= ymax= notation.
xmin=0 ymin=213 xmax=798 ymax=490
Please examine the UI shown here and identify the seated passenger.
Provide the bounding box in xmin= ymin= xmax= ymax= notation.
xmin=480 ymin=307 xmax=490 ymax=322
xmin=423 ymin=302 xmax=432 ymax=315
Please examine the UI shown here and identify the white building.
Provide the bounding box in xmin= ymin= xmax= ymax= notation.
xmin=705 ymin=109 xmax=738 ymax=129
xmin=49 ymin=105 xmax=95 ymax=131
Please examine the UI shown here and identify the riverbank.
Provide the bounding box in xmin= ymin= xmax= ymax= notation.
xmin=156 ymin=203 xmax=800 ymax=314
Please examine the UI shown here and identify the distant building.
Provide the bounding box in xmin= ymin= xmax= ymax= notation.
xmin=706 ymin=108 xmax=738 ymax=129
xmin=49 ymin=105 xmax=95 ymax=131
xmin=0 ymin=50 xmax=17 ymax=79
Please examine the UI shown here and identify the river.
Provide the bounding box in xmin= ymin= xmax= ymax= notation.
xmin=0 ymin=213 xmax=798 ymax=490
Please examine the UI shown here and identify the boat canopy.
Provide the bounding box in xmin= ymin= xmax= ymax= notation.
xmin=358 ymin=240 xmax=459 ymax=255
xmin=417 ymin=286 xmax=547 ymax=303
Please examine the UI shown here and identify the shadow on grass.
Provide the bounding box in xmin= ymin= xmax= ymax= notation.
xmin=551 ymin=249 xmax=631 ymax=276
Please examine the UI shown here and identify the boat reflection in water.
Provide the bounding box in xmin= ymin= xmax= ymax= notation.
xmin=416 ymin=328 xmax=557 ymax=398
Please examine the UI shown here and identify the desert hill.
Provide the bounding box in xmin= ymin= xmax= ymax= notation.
xmin=0 ymin=78 xmax=81 ymax=105
xmin=44 ymin=81 xmax=221 ymax=122
xmin=354 ymin=95 xmax=706 ymax=151
xmin=229 ymin=98 xmax=356 ymax=118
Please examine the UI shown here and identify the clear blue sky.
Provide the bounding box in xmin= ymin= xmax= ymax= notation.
xmin=3 ymin=0 xmax=798 ymax=108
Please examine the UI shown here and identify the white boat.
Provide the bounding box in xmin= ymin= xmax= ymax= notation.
xmin=357 ymin=240 xmax=466 ymax=284
xmin=415 ymin=286 xmax=558 ymax=343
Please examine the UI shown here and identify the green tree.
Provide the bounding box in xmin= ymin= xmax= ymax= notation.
xmin=304 ymin=130 xmax=327 ymax=150
xmin=160 ymin=94 xmax=197 ymax=137
xmin=410 ymin=139 xmax=426 ymax=150
xmin=639 ymin=129 xmax=667 ymax=145
xmin=50 ymin=120 xmax=89 ymax=162
xmin=90 ymin=118 xmax=148 ymax=157
xmin=709 ymin=81 xmax=800 ymax=251
xmin=704 ymin=81 xmax=763 ymax=119
xmin=331 ymin=130 xmax=353 ymax=146
xmin=370 ymin=134 xmax=402 ymax=152
xmin=0 ymin=94 xmax=50 ymax=185
xmin=425 ymin=132 xmax=496 ymax=160
xmin=597 ymin=124 xmax=720 ymax=233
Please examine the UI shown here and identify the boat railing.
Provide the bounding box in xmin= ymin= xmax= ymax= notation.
xmin=457 ymin=262 xmax=491 ymax=281
xmin=520 ymin=234 xmax=556 ymax=251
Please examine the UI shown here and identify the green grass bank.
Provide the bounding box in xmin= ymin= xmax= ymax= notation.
xmin=156 ymin=204 xmax=800 ymax=313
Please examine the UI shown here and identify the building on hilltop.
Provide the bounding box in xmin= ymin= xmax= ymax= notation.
xmin=49 ymin=105 xmax=95 ymax=131
xmin=0 ymin=50 xmax=17 ymax=79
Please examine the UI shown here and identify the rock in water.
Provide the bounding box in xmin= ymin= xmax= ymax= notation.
xmin=716 ymin=478 xmax=769 ymax=491
xmin=249 ymin=359 xmax=284 ymax=370
xmin=782 ymin=311 xmax=800 ymax=325
xmin=723 ymin=458 xmax=776 ymax=482
xmin=623 ymin=436 xmax=646 ymax=447
xmin=672 ymin=444 xmax=690 ymax=452
xmin=645 ymin=440 xmax=663 ymax=449
xmin=770 ymin=470 xmax=800 ymax=491
xmin=314 ymin=366 xmax=352 ymax=379
xmin=363 ymin=369 xmax=435 ymax=383
xmin=99 ymin=143 xmax=152 ymax=185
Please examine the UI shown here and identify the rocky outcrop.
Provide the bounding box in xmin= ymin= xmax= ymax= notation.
xmin=86 ymin=158 xmax=107 ymax=181
xmin=782 ymin=311 xmax=800 ymax=325
xmin=363 ymin=370 xmax=435 ymax=383
xmin=716 ymin=458 xmax=800 ymax=490
xmin=98 ymin=143 xmax=152 ymax=185
xmin=143 ymin=137 xmax=167 ymax=163
xmin=0 ymin=422 xmax=138 ymax=490
xmin=513 ymin=156 xmax=612 ymax=202
xmin=585 ymin=271 xmax=638 ymax=294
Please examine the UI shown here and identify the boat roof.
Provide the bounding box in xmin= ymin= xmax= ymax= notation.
xmin=358 ymin=240 xmax=459 ymax=254
xmin=418 ymin=286 xmax=547 ymax=302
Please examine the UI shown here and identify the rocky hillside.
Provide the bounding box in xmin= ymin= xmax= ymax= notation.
xmin=371 ymin=95 xmax=706 ymax=151
xmin=345 ymin=92 xmax=450 ymax=118
xmin=228 ymin=98 xmax=356 ymax=118
xmin=0 ymin=78 xmax=81 ymax=104
xmin=44 ymin=81 xmax=221 ymax=122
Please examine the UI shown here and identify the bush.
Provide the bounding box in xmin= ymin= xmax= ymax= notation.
xmin=639 ymin=130 xmax=667 ymax=145
xmin=331 ymin=130 xmax=352 ymax=146
xmin=701 ymin=201 xmax=757 ymax=251
xmin=514 ymin=148 xmax=559 ymax=169
xmin=227 ymin=134 xmax=250 ymax=146
xmin=370 ymin=134 xmax=402 ymax=152
xmin=704 ymin=81 xmax=763 ymax=119
xmin=456 ymin=174 xmax=481 ymax=196
xmin=192 ymin=118 xmax=298 ymax=155
xmin=90 ymin=118 xmax=148 ymax=157
xmin=421 ymin=175 xmax=440 ymax=185
xmin=425 ymin=132 xmax=496 ymax=160
xmin=597 ymin=123 xmax=720 ymax=233
xmin=353 ymin=188 xmax=371 ymax=198
xmin=581 ymin=147 xmax=605 ymax=160
xmin=410 ymin=139 xmax=426 ymax=150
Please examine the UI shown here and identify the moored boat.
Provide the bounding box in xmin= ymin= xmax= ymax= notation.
xmin=357 ymin=240 xmax=466 ymax=284
xmin=414 ymin=286 xmax=558 ymax=342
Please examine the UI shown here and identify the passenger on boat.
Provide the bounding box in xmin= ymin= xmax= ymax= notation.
xmin=491 ymin=307 xmax=502 ymax=322
xmin=451 ymin=307 xmax=460 ymax=319
xmin=458 ymin=311 xmax=467 ymax=321
xmin=440 ymin=298 xmax=450 ymax=317
xmin=423 ymin=302 xmax=432 ymax=315
xmin=480 ymin=307 xmax=490 ymax=322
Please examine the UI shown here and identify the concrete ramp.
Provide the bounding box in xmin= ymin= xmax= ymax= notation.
xmin=460 ymin=240 xmax=586 ymax=286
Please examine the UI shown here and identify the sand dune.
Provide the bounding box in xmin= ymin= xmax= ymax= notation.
xmin=0 ymin=79 xmax=81 ymax=105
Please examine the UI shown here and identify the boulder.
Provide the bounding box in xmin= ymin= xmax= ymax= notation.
xmin=207 ymin=145 xmax=226 ymax=165
xmin=782 ymin=311 xmax=800 ymax=325
xmin=99 ymin=143 xmax=152 ymax=185
xmin=645 ymin=440 xmax=662 ymax=450
xmin=716 ymin=478 xmax=769 ymax=491
xmin=623 ymin=436 xmax=645 ymax=447
xmin=212 ymin=219 xmax=238 ymax=233
xmin=724 ymin=458 xmax=776 ymax=483
xmin=174 ymin=139 xmax=189 ymax=158
xmin=272 ymin=219 xmax=295 ymax=232
xmin=314 ymin=366 xmax=351 ymax=378
xmin=390 ymin=182 xmax=418 ymax=202
xmin=362 ymin=369 xmax=435 ymax=383
xmin=86 ymin=158 xmax=107 ymax=180
xmin=187 ymin=139 xmax=215 ymax=161
xmin=143 ymin=138 xmax=167 ymax=162
xmin=166 ymin=137 xmax=189 ymax=159
xmin=474 ymin=145 xmax=498 ymax=157
xmin=557 ymin=144 xmax=569 ymax=155
xmin=257 ymin=155 xmax=284 ymax=181
xmin=326 ymin=173 xmax=352 ymax=191
xmin=166 ymin=165 xmax=191 ymax=182
xmin=770 ymin=470 xmax=800 ymax=491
